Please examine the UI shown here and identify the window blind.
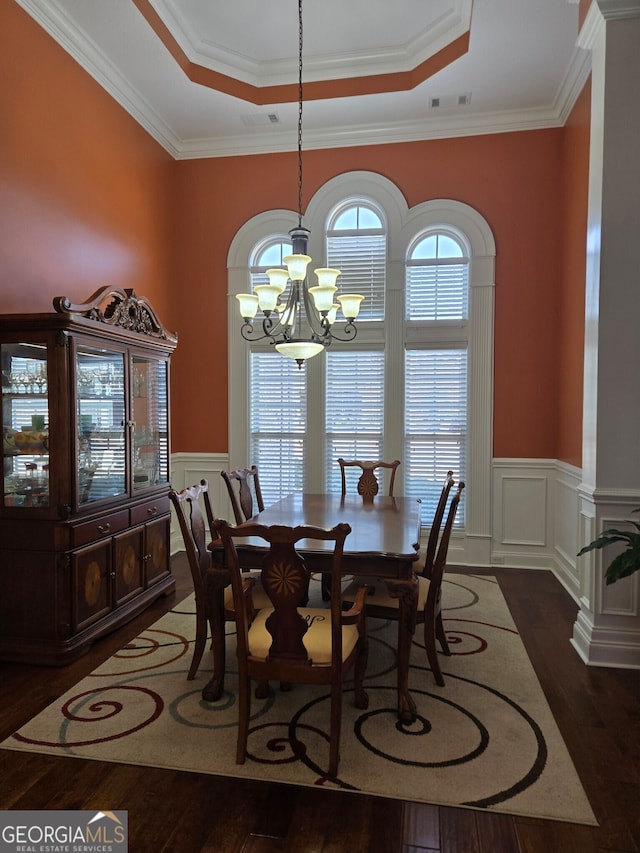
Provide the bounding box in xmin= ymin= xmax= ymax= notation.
xmin=325 ymin=349 xmax=384 ymax=492
xmin=406 ymin=260 xmax=469 ymax=320
xmin=404 ymin=348 xmax=467 ymax=525
xmin=250 ymin=351 xmax=306 ymax=505
xmin=327 ymin=233 xmax=386 ymax=321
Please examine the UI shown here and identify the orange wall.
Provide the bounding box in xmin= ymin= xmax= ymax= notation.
xmin=0 ymin=3 xmax=174 ymax=322
xmin=1 ymin=3 xmax=589 ymax=465
xmin=170 ymin=131 xmax=568 ymax=458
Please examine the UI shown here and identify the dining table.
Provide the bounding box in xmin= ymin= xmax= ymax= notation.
xmin=204 ymin=492 xmax=422 ymax=723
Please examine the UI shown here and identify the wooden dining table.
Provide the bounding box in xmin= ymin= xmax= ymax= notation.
xmin=204 ymin=492 xmax=422 ymax=723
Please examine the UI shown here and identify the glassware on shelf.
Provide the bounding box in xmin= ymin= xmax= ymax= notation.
xmin=1 ymin=363 xmax=47 ymax=395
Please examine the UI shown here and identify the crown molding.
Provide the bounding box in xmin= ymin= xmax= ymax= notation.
xmin=595 ymin=0 xmax=640 ymax=20
xmin=148 ymin=0 xmax=473 ymax=86
xmin=16 ymin=0 xmax=591 ymax=161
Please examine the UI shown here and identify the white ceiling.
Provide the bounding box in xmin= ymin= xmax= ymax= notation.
xmin=17 ymin=0 xmax=589 ymax=159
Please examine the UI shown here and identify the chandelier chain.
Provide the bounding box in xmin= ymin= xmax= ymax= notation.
xmin=297 ymin=0 xmax=304 ymax=227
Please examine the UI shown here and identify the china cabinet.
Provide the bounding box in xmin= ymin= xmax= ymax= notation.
xmin=0 ymin=288 xmax=178 ymax=664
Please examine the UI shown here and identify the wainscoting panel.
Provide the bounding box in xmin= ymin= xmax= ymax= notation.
xmin=169 ymin=452 xmax=231 ymax=554
xmin=572 ymin=491 xmax=640 ymax=668
xmin=552 ymin=462 xmax=582 ymax=599
xmin=491 ymin=459 xmax=556 ymax=570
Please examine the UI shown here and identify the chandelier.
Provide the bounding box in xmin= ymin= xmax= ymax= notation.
xmin=235 ymin=0 xmax=364 ymax=369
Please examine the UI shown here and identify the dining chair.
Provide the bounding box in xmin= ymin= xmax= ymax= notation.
xmin=216 ymin=518 xmax=369 ymax=778
xmin=169 ymin=479 xmax=272 ymax=685
xmin=221 ymin=465 xmax=265 ymax=523
xmin=168 ymin=480 xmax=216 ymax=681
xmin=338 ymin=457 xmax=401 ymax=500
xmin=202 ymin=479 xmax=272 ymax=621
xmin=343 ymin=476 xmax=464 ymax=687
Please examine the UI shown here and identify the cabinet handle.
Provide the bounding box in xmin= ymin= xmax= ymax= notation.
xmin=147 ymin=506 xmax=158 ymax=516
xmin=97 ymin=523 xmax=111 ymax=534
xmin=143 ymin=553 xmax=152 ymax=562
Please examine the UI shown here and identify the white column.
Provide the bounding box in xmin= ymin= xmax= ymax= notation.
xmin=573 ymin=1 xmax=640 ymax=668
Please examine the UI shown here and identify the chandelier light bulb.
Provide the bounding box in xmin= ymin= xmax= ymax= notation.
xmin=254 ymin=284 xmax=281 ymax=312
xmin=283 ymin=253 xmax=311 ymax=281
xmin=236 ymin=293 xmax=259 ymax=320
xmin=265 ymin=268 xmax=289 ymax=292
xmin=337 ymin=293 xmax=364 ymax=320
xmin=327 ymin=303 xmax=340 ymax=324
xmin=309 ymin=285 xmax=337 ymax=312
xmin=314 ymin=268 xmax=341 ymax=288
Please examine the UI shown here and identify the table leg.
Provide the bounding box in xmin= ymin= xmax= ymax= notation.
xmin=384 ymin=575 xmax=418 ymax=723
xmin=201 ymin=567 xmax=229 ymax=702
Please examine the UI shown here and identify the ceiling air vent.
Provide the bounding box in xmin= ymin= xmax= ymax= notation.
xmin=241 ymin=113 xmax=281 ymax=127
xmin=429 ymin=94 xmax=471 ymax=109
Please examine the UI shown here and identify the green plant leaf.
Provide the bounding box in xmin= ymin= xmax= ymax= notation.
xmin=605 ymin=544 xmax=640 ymax=584
xmin=577 ymin=510 xmax=640 ymax=584
xmin=577 ymin=530 xmax=637 ymax=556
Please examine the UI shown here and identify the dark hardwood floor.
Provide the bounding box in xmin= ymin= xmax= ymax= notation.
xmin=1 ymin=557 xmax=638 ymax=853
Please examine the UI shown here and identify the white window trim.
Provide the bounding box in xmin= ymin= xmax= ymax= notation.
xmin=227 ymin=174 xmax=495 ymax=565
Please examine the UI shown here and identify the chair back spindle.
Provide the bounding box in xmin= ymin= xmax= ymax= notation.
xmin=169 ymin=479 xmax=212 ymax=680
xmin=338 ymin=458 xmax=400 ymax=500
xmin=429 ymin=481 xmax=465 ymax=594
xmin=422 ymin=470 xmax=455 ymax=579
xmin=221 ymin=465 xmax=265 ymax=523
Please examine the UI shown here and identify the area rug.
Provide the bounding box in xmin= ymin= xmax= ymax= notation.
xmin=1 ymin=574 xmax=596 ymax=825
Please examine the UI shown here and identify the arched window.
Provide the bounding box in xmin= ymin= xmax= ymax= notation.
xmin=323 ymin=200 xmax=387 ymax=492
xmin=326 ymin=201 xmax=386 ymax=321
xmin=404 ymin=228 xmax=470 ymax=522
xmin=406 ymin=230 xmax=469 ymax=320
xmin=227 ymin=174 xmax=495 ymax=564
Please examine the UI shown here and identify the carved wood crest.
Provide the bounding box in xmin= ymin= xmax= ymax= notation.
xmin=53 ymin=287 xmax=177 ymax=345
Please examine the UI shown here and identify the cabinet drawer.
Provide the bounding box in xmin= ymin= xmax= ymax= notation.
xmin=131 ymin=496 xmax=170 ymax=526
xmin=72 ymin=509 xmax=129 ymax=547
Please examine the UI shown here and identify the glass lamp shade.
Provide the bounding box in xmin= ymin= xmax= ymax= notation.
xmin=275 ymin=341 xmax=324 ymax=362
xmin=327 ymin=303 xmax=340 ymax=324
xmin=276 ymin=302 xmax=296 ymax=328
xmin=236 ymin=293 xmax=259 ymax=319
xmin=309 ymin=284 xmax=337 ymax=312
xmin=314 ymin=268 xmax=341 ymax=288
xmin=265 ymin=268 xmax=289 ymax=292
xmin=337 ymin=293 xmax=364 ymax=319
xmin=283 ymin=253 xmax=311 ymax=281
xmin=254 ymin=284 xmax=281 ymax=312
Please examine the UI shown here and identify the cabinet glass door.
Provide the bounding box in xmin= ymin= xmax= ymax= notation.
xmin=132 ymin=355 xmax=169 ymax=491
xmin=76 ymin=346 xmax=126 ymax=503
xmin=2 ymin=342 xmax=50 ymax=507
